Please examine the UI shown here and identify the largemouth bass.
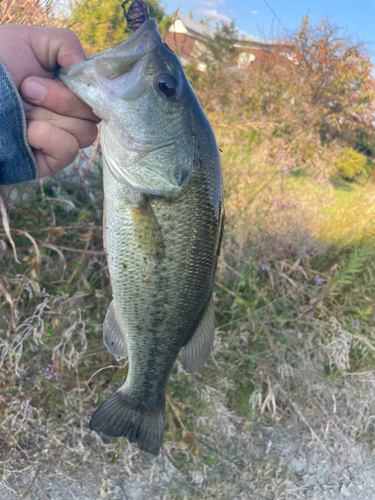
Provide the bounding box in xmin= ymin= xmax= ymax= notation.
xmin=58 ymin=19 xmax=224 ymax=456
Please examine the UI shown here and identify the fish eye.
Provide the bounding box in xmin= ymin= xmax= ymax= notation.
xmin=157 ymin=74 xmax=178 ymax=99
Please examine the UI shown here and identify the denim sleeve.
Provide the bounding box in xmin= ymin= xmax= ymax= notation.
xmin=0 ymin=59 xmax=38 ymax=185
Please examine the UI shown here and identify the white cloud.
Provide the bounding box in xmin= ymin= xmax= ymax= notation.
xmin=198 ymin=0 xmax=225 ymax=5
xmin=251 ymin=10 xmax=257 ymax=14
xmin=204 ymin=1 xmax=224 ymax=7
xmin=198 ymin=8 xmax=231 ymax=23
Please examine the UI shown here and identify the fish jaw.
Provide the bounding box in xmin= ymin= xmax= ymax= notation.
xmin=57 ymin=19 xmax=160 ymax=121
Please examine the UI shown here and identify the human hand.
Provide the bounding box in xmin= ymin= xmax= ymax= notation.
xmin=0 ymin=24 xmax=100 ymax=178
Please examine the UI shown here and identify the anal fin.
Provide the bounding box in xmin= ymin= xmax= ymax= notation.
xmin=103 ymin=300 xmax=128 ymax=361
xmin=181 ymin=299 xmax=215 ymax=374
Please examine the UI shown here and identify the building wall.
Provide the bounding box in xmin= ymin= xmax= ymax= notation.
xmin=164 ymin=32 xmax=196 ymax=62
xmin=164 ymin=25 xmax=290 ymax=73
xmin=236 ymin=47 xmax=277 ymax=72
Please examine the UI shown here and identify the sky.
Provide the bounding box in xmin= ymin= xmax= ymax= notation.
xmin=161 ymin=0 xmax=375 ymax=49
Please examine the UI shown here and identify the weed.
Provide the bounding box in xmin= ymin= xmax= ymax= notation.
xmin=1 ymin=8 xmax=375 ymax=498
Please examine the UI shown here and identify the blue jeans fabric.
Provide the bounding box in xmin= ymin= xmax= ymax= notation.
xmin=0 ymin=59 xmax=37 ymax=185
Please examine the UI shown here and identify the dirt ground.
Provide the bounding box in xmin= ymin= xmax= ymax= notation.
xmin=1 ymin=156 xmax=375 ymax=500
xmin=2 ymin=412 xmax=375 ymax=500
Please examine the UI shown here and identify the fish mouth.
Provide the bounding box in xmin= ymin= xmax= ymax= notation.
xmin=60 ymin=18 xmax=159 ymax=80
xmin=57 ymin=18 xmax=161 ymax=115
xmin=88 ymin=18 xmax=159 ymax=62
xmin=58 ymin=66 xmax=69 ymax=76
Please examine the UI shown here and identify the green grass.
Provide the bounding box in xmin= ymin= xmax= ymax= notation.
xmin=1 ymin=127 xmax=375 ymax=498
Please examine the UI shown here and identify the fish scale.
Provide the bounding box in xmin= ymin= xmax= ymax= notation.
xmin=104 ymin=156 xmax=220 ymax=403
xmin=58 ymin=18 xmax=223 ymax=455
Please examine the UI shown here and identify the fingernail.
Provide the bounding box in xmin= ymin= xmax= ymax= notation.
xmin=22 ymin=99 xmax=34 ymax=111
xmin=23 ymin=81 xmax=46 ymax=101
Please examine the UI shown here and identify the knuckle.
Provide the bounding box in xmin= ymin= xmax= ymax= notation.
xmin=40 ymin=121 xmax=54 ymax=143
xmin=78 ymin=123 xmax=99 ymax=149
xmin=49 ymin=135 xmax=79 ymax=174
xmin=55 ymin=27 xmax=80 ymax=44
xmin=65 ymin=29 xmax=80 ymax=44
xmin=28 ymin=120 xmax=53 ymax=148
xmin=30 ymin=106 xmax=54 ymax=122
xmin=64 ymin=136 xmax=80 ymax=163
xmin=59 ymin=89 xmax=78 ymax=115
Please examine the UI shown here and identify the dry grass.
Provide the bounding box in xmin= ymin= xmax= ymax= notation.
xmin=1 ymin=123 xmax=375 ymax=500
xmin=2 ymin=9 xmax=375 ymax=498
xmin=0 ymin=0 xmax=62 ymax=27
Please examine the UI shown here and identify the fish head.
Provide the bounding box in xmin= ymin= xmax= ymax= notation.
xmin=58 ymin=19 xmax=199 ymax=195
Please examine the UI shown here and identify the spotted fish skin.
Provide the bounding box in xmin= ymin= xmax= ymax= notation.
xmin=58 ymin=19 xmax=223 ymax=455
xmin=103 ymin=138 xmax=222 ymax=404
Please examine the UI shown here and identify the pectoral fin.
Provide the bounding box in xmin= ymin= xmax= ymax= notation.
xmin=130 ymin=196 xmax=165 ymax=260
xmin=103 ymin=301 xmax=128 ymax=361
xmin=181 ymin=299 xmax=215 ymax=374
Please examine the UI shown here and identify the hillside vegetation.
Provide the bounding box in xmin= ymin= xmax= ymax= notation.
xmin=1 ymin=4 xmax=375 ymax=498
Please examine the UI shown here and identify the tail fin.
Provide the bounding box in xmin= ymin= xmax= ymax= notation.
xmin=89 ymin=390 xmax=165 ymax=456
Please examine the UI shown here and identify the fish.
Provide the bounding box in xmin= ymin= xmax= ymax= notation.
xmin=58 ymin=18 xmax=224 ymax=456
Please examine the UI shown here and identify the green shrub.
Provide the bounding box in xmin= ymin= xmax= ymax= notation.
xmin=336 ymin=148 xmax=367 ymax=180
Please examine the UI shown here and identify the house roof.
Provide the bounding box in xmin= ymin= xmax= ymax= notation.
xmin=169 ymin=12 xmax=278 ymax=50
xmin=169 ymin=13 xmax=215 ymax=41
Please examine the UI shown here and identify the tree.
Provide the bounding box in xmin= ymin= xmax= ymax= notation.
xmin=67 ymin=0 xmax=165 ymax=54
xmin=204 ymin=19 xmax=238 ymax=66
xmin=294 ymin=16 xmax=375 ymax=138
xmin=189 ymin=15 xmax=375 ymax=156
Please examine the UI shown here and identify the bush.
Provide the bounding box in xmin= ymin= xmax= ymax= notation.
xmin=336 ymin=148 xmax=367 ymax=180
xmin=190 ymin=17 xmax=375 ymax=157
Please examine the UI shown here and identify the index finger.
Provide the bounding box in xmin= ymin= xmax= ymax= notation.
xmin=21 ymin=77 xmax=100 ymax=123
xmin=26 ymin=26 xmax=87 ymax=70
xmin=0 ymin=25 xmax=87 ymax=89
